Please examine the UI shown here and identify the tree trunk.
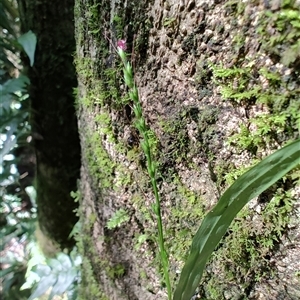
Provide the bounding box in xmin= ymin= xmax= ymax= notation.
xmin=17 ymin=0 xmax=81 ymax=249
xmin=75 ymin=0 xmax=300 ymax=299
xmin=16 ymin=0 xmax=300 ymax=298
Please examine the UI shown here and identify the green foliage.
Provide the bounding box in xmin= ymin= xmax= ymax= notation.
xmin=215 ymin=0 xmax=299 ymax=154
xmin=174 ymin=138 xmax=300 ymax=300
xmin=0 ymin=1 xmax=37 ymax=167
xmin=257 ymin=0 xmax=300 ymax=66
xmin=134 ymin=233 xmax=151 ymax=250
xmin=74 ymin=190 xmax=108 ymax=300
xmin=17 ymin=30 xmax=37 ymax=67
xmin=206 ymin=183 xmax=296 ymax=297
xmin=0 ymin=3 xmax=39 ymax=300
xmin=117 ymin=35 xmax=300 ymax=299
xmin=78 ymin=255 xmax=108 ymax=300
xmin=0 ymin=260 xmax=31 ymax=300
xmin=0 ymin=193 xmax=36 ymax=249
xmin=0 ymin=0 xmax=17 ymax=37
xmin=101 ymin=66 xmax=129 ymax=108
xmin=106 ymin=208 xmax=130 ymax=229
xmin=0 ymin=190 xmax=35 ymax=300
xmin=212 ymin=59 xmax=299 ymax=153
xmin=25 ymin=249 xmax=81 ymax=300
xmin=211 ymin=64 xmax=256 ymax=104
xmin=166 ymin=178 xmax=206 ymax=286
xmin=118 ymin=47 xmax=172 ymax=299
xmin=0 ymin=166 xmax=36 ymax=300
xmin=163 ymin=17 xmax=177 ymax=28
xmin=187 ymin=5 xmax=300 ymax=297
xmin=106 ymin=263 xmax=125 ymax=279
xmin=85 ymin=132 xmax=116 ymax=189
xmin=0 ymin=76 xmax=30 ymax=160
xmin=112 ymin=15 xmax=125 ymax=39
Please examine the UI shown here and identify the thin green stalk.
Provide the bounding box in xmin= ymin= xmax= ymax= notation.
xmin=117 ymin=47 xmax=172 ymax=299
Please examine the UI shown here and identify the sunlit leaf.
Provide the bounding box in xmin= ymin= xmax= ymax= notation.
xmin=0 ymin=75 xmax=30 ymax=94
xmin=0 ymin=124 xmax=17 ymax=163
xmin=0 ymin=109 xmax=29 ymax=132
xmin=32 ymin=264 xmax=51 ymax=278
xmin=56 ymin=252 xmax=72 ymax=269
xmin=49 ymin=268 xmax=77 ymax=299
xmin=0 ymin=46 xmax=16 ymax=70
xmin=28 ymin=274 xmax=57 ymax=300
xmin=281 ymin=46 xmax=299 ymax=66
xmin=47 ymin=258 xmax=63 ymax=271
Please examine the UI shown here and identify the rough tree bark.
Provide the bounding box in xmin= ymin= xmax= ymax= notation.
xmin=15 ymin=0 xmax=300 ymax=299
xmin=75 ymin=0 xmax=300 ymax=299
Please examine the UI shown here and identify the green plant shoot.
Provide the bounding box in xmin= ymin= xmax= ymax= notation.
xmin=117 ymin=43 xmax=172 ymax=299
xmin=106 ymin=209 xmax=130 ymax=229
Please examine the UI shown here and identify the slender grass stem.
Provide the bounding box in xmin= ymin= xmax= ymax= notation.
xmin=117 ymin=47 xmax=172 ymax=299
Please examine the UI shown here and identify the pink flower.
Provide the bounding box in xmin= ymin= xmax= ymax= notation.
xmin=117 ymin=39 xmax=127 ymax=51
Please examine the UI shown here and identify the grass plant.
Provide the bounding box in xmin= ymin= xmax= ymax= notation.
xmin=117 ymin=43 xmax=172 ymax=299
xmin=116 ymin=40 xmax=300 ymax=300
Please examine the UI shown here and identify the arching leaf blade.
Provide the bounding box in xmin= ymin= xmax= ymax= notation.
xmin=174 ymin=138 xmax=300 ymax=300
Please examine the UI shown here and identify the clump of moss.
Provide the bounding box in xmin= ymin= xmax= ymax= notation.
xmin=212 ymin=58 xmax=299 ymax=155
xmin=257 ymin=0 xmax=300 ymax=67
xmin=198 ymin=2 xmax=300 ymax=298
xmin=159 ymin=112 xmax=190 ymax=172
xmin=200 ymin=178 xmax=296 ymax=299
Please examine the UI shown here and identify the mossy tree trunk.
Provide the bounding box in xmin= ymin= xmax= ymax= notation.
xmin=16 ymin=0 xmax=300 ymax=298
xmin=74 ymin=0 xmax=300 ymax=299
xmin=17 ymin=0 xmax=81 ymax=249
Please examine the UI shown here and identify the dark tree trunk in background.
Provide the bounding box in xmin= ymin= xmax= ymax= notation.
xmin=17 ymin=0 xmax=81 ymax=249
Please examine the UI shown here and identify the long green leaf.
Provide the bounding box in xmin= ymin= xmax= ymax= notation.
xmin=1 ymin=75 xmax=30 ymax=94
xmin=174 ymin=139 xmax=300 ymax=300
xmin=0 ymin=265 xmax=15 ymax=278
xmin=49 ymin=268 xmax=77 ymax=299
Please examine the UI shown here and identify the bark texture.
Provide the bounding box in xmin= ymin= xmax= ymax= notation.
xmin=74 ymin=0 xmax=300 ymax=299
